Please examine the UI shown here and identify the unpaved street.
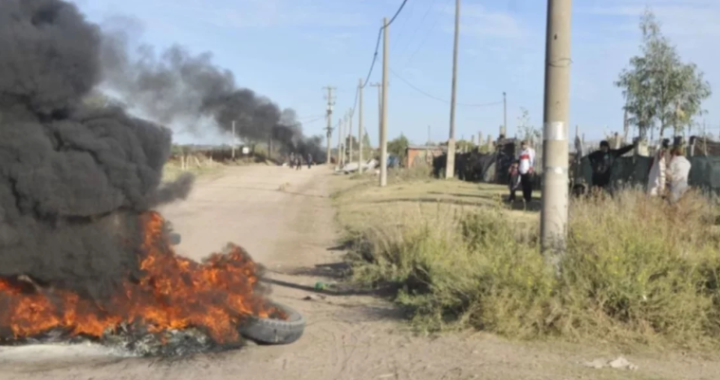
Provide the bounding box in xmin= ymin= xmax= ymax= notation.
xmin=2 ymin=166 xmax=720 ymax=380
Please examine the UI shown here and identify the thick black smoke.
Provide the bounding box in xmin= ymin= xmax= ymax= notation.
xmin=100 ymin=21 xmax=325 ymax=160
xmin=0 ymin=0 xmax=193 ymax=298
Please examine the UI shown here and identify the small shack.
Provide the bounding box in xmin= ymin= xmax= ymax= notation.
xmin=406 ymin=145 xmax=445 ymax=168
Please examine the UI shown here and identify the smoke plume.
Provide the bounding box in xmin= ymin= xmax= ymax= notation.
xmin=0 ymin=0 xmax=194 ymax=299
xmin=100 ymin=18 xmax=325 ymax=159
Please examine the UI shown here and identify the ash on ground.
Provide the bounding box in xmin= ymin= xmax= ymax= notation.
xmin=2 ymin=325 xmax=245 ymax=358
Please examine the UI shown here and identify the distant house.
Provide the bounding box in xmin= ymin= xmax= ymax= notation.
xmin=406 ymin=145 xmax=445 ymax=168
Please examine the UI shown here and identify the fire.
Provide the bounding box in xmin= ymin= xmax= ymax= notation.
xmin=0 ymin=212 xmax=278 ymax=344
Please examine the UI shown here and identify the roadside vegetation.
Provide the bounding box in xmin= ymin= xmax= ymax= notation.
xmin=333 ymin=170 xmax=720 ymax=350
xmin=330 ymin=8 xmax=720 ymax=350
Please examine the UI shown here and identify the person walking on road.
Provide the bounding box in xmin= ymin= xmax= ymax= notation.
xmin=517 ymin=140 xmax=535 ymax=203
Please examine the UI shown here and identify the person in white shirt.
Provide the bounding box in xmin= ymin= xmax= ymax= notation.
xmin=647 ymin=141 xmax=669 ymax=197
xmin=517 ymin=140 xmax=536 ymax=202
xmin=667 ymin=147 xmax=691 ymax=203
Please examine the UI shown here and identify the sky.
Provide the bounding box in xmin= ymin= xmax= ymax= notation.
xmin=70 ymin=0 xmax=720 ymax=146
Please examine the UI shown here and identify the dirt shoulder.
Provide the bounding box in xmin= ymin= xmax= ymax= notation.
xmin=2 ymin=167 xmax=718 ymax=380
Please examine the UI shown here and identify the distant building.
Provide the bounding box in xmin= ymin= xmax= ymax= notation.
xmin=406 ymin=145 xmax=445 ymax=168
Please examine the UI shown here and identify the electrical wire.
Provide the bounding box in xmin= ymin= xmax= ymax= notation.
xmin=389 ymin=67 xmax=502 ymax=108
xmin=396 ymin=0 xmax=442 ymax=63
xmin=360 ymin=0 xmax=409 ymax=90
xmin=402 ymin=0 xmax=452 ymax=69
xmin=344 ymin=0 xmax=410 ymax=119
xmin=299 ymin=115 xmax=326 ymax=125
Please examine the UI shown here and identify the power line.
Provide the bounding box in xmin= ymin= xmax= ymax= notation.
xmin=360 ymin=0 xmax=409 ymax=90
xmin=389 ymin=67 xmax=503 ymax=108
xmin=301 ymin=115 xmax=326 ymax=125
xmin=402 ymin=0 xmax=452 ymax=68
xmin=397 ymin=0 xmax=443 ymax=63
xmin=348 ymin=0 xmax=410 ymax=118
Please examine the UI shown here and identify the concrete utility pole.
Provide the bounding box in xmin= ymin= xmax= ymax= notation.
xmin=444 ymin=0 xmax=461 ymax=180
xmin=358 ymin=78 xmax=364 ymax=173
xmin=540 ymin=0 xmax=572 ymax=265
xmin=502 ymin=92 xmax=507 ymax=137
xmin=338 ymin=118 xmax=345 ymax=167
xmin=323 ymin=86 xmax=336 ymax=166
xmin=379 ymin=17 xmax=390 ymax=187
xmin=347 ymin=109 xmax=354 ymax=165
xmin=231 ymin=120 xmax=236 ymax=160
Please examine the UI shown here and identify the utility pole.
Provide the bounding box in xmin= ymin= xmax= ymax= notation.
xmin=323 ymin=86 xmax=336 ymax=166
xmin=348 ymin=109 xmax=354 ymax=166
xmin=370 ymin=82 xmax=387 ymax=160
xmin=540 ymin=0 xmax=572 ymax=267
xmin=502 ymin=92 xmax=507 ymax=137
xmin=358 ymin=78 xmax=364 ymax=173
xmin=231 ymin=120 xmax=236 ymax=160
xmin=337 ymin=118 xmax=344 ymax=167
xmin=379 ymin=17 xmax=390 ymax=187
xmin=445 ymin=0 xmax=461 ymax=180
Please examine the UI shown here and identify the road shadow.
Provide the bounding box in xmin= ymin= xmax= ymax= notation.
xmin=230 ymin=186 xmax=328 ymax=199
xmin=260 ymin=277 xmax=388 ymax=297
xmin=326 ymin=242 xmax=352 ymax=252
xmin=370 ymin=198 xmax=488 ymax=207
xmin=428 ymin=190 xmax=502 ymax=198
xmin=286 ymin=263 xmax=352 ymax=280
xmin=501 ymin=196 xmax=542 ymax=212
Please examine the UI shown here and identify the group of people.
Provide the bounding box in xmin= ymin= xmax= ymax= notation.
xmin=507 ymin=139 xmax=693 ymax=204
xmin=647 ymin=142 xmax=692 ymax=202
xmin=288 ymin=153 xmax=314 ymax=170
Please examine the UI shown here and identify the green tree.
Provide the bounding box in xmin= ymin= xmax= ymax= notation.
xmin=387 ymin=133 xmax=410 ymax=158
xmin=616 ymin=9 xmax=711 ymax=140
xmin=362 ymin=132 xmax=374 ymax=159
xmin=456 ymin=139 xmax=475 ymax=152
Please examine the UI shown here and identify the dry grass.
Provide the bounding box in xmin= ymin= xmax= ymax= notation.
xmin=333 ymin=173 xmax=720 ymax=350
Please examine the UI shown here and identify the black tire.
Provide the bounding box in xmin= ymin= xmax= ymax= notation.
xmin=238 ymin=302 xmax=305 ymax=345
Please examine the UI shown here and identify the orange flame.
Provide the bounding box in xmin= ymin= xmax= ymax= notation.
xmin=0 ymin=212 xmax=277 ymax=344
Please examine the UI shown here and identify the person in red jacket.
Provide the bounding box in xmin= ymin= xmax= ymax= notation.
xmin=517 ymin=140 xmax=536 ymax=203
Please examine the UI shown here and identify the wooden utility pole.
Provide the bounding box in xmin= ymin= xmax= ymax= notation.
xmin=323 ymin=86 xmax=336 ymax=165
xmin=540 ymin=0 xmax=572 ymax=266
xmin=445 ymin=0 xmax=461 ymax=180
xmin=502 ymin=92 xmax=507 ymax=137
xmin=379 ymin=17 xmax=390 ymax=187
xmin=358 ymin=78 xmax=364 ymax=173
xmin=231 ymin=121 xmax=236 ymax=160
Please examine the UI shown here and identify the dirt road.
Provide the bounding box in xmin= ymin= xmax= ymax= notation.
xmin=2 ymin=166 xmax=719 ymax=380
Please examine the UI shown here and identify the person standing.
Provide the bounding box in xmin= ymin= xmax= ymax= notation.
xmin=517 ymin=140 xmax=535 ymax=203
xmin=648 ymin=139 xmax=670 ymax=197
xmin=508 ymin=160 xmax=522 ymax=202
xmin=667 ymin=147 xmax=691 ymax=203
xmin=588 ymin=140 xmax=635 ymax=191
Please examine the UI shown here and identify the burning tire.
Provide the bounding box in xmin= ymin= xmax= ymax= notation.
xmin=238 ymin=302 xmax=305 ymax=345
